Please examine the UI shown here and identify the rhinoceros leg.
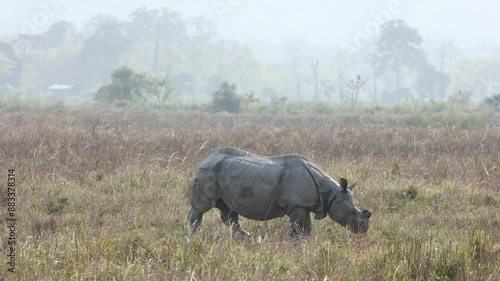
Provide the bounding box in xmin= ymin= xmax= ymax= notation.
xmin=216 ymin=199 xmax=250 ymax=236
xmin=288 ymin=207 xmax=312 ymax=238
xmin=188 ymin=176 xmax=217 ymax=234
xmin=188 ymin=208 xmax=204 ymax=234
xmin=188 ymin=189 xmax=214 ymax=234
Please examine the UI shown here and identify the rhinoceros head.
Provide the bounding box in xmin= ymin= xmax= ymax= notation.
xmin=327 ymin=178 xmax=372 ymax=233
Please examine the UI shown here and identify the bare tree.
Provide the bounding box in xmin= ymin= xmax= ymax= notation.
xmin=285 ymin=45 xmax=306 ymax=101
xmin=306 ymin=58 xmax=320 ymax=100
xmin=333 ymin=50 xmax=353 ymax=100
xmin=434 ymin=38 xmax=459 ymax=71
xmin=339 ymin=75 xmax=367 ymax=109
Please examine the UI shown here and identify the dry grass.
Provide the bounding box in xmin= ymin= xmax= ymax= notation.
xmin=0 ymin=107 xmax=499 ymax=280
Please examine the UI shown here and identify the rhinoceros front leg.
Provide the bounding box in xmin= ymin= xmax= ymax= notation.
xmin=188 ymin=177 xmax=217 ymax=234
xmin=216 ymin=199 xmax=250 ymax=236
xmin=188 ymin=208 xmax=204 ymax=234
xmin=288 ymin=207 xmax=312 ymax=238
xmin=188 ymin=190 xmax=213 ymax=234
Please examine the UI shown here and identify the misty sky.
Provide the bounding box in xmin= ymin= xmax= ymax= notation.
xmin=1 ymin=0 xmax=499 ymax=49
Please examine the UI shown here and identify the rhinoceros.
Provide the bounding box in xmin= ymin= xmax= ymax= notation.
xmin=187 ymin=147 xmax=372 ymax=237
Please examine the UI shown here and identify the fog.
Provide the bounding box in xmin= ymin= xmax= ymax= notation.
xmin=3 ymin=0 xmax=499 ymax=48
xmin=1 ymin=0 xmax=499 ymax=105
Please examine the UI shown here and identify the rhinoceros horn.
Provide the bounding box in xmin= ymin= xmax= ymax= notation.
xmin=340 ymin=178 xmax=357 ymax=192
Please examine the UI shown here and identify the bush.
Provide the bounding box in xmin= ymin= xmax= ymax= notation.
xmin=211 ymin=81 xmax=241 ymax=113
xmin=95 ymin=66 xmax=153 ymax=104
xmin=485 ymin=94 xmax=500 ymax=107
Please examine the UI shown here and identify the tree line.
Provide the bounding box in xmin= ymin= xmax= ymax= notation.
xmin=1 ymin=6 xmax=499 ymax=108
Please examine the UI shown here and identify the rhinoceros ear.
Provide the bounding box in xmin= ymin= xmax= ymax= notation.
xmin=340 ymin=178 xmax=348 ymax=192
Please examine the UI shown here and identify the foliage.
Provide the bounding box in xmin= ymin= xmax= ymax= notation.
xmin=242 ymin=91 xmax=260 ymax=110
xmin=270 ymin=94 xmax=288 ymax=114
xmin=450 ymin=58 xmax=500 ymax=100
xmin=94 ymin=66 xmax=153 ymax=104
xmin=128 ymin=7 xmax=186 ymax=45
xmin=187 ymin=15 xmax=218 ymax=43
xmin=0 ymin=52 xmax=16 ymax=75
xmin=415 ymin=64 xmax=451 ymax=100
xmin=211 ymin=81 xmax=241 ymax=113
xmin=78 ymin=21 xmax=130 ymax=89
xmin=43 ymin=20 xmax=77 ymax=48
xmin=4 ymin=6 xmax=500 ymax=107
xmin=376 ymin=19 xmax=426 ymax=75
xmin=374 ymin=19 xmax=426 ymax=103
xmin=150 ymin=75 xmax=176 ymax=104
xmin=485 ymin=93 xmax=500 ymax=107
xmin=449 ymin=90 xmax=472 ymax=105
xmin=0 ymin=41 xmax=22 ymax=87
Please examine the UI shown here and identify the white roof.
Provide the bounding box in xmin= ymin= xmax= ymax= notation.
xmin=48 ymin=84 xmax=75 ymax=90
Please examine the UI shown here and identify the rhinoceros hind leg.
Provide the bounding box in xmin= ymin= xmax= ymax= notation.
xmin=288 ymin=207 xmax=312 ymax=238
xmin=216 ymin=199 xmax=250 ymax=236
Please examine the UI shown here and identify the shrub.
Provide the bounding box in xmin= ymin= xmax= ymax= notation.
xmin=211 ymin=81 xmax=241 ymax=113
xmin=485 ymin=94 xmax=500 ymax=107
xmin=95 ymin=66 xmax=151 ymax=104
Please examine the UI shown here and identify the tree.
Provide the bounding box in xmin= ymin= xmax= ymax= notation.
xmin=433 ymin=38 xmax=459 ymax=72
xmin=320 ymin=79 xmax=336 ymax=101
xmin=78 ymin=21 xmax=129 ymax=89
xmin=81 ymin=14 xmax=120 ymax=39
xmin=270 ymin=93 xmax=287 ymax=114
xmin=128 ymin=7 xmax=159 ymax=43
xmin=231 ymin=44 xmax=262 ymax=95
xmin=485 ymin=94 xmax=500 ymax=107
xmin=448 ymin=90 xmax=471 ymax=105
xmin=128 ymin=7 xmax=186 ymax=73
xmin=211 ymin=81 xmax=241 ymax=113
xmin=329 ymin=50 xmax=356 ymax=103
xmin=156 ymin=7 xmax=186 ymax=44
xmin=306 ymin=58 xmax=320 ymax=100
xmin=44 ymin=21 xmax=76 ymax=48
xmin=150 ymin=75 xmax=175 ymax=104
xmin=285 ymin=42 xmax=307 ymax=101
xmin=187 ymin=16 xmax=217 ymax=43
xmin=415 ymin=64 xmax=450 ymax=100
xmin=172 ymin=72 xmax=195 ymax=97
xmin=178 ymin=42 xmax=219 ymax=104
xmin=242 ymin=90 xmax=259 ymax=110
xmin=0 ymin=41 xmax=22 ymax=88
xmin=375 ymin=19 xmax=426 ymax=102
xmin=450 ymin=58 xmax=500 ymax=100
xmin=35 ymin=45 xmax=79 ymax=92
xmin=339 ymin=75 xmax=367 ymax=109
xmin=94 ymin=66 xmax=152 ymax=104
xmin=0 ymin=53 xmax=15 ymax=76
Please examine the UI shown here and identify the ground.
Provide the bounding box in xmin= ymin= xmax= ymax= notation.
xmin=0 ymin=107 xmax=498 ymax=280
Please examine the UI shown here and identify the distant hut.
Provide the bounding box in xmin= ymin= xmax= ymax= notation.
xmin=48 ymin=84 xmax=85 ymax=103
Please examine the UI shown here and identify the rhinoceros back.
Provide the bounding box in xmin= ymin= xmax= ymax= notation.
xmin=193 ymin=148 xmax=326 ymax=220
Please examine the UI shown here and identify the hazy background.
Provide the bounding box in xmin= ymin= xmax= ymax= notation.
xmin=2 ymin=0 xmax=499 ymax=49
xmin=1 ymin=0 xmax=499 ymax=106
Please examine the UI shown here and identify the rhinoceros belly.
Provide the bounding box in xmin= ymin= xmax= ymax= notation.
xmin=217 ymin=156 xmax=287 ymax=220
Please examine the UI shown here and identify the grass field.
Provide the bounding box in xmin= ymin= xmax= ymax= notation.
xmin=0 ymin=106 xmax=499 ymax=280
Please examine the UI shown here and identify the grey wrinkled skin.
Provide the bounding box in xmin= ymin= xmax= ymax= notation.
xmin=187 ymin=147 xmax=372 ymax=238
